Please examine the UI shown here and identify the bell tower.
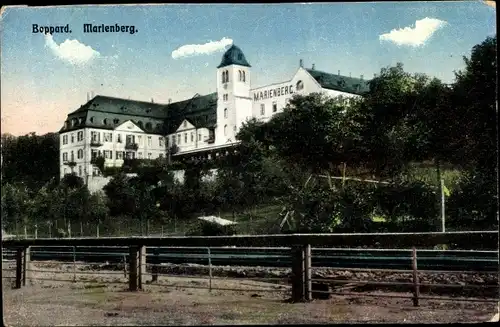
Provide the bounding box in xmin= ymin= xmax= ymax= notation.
xmin=216 ymin=44 xmax=252 ymax=146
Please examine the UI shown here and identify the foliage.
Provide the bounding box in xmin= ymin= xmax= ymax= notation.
xmin=1 ymin=132 xmax=59 ymax=190
xmin=186 ymin=221 xmax=237 ymax=236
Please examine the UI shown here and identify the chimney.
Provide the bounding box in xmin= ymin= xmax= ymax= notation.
xmin=151 ymin=98 xmax=154 ymax=103
xmin=349 ymin=72 xmax=352 ymax=78
xmin=338 ymin=70 xmax=340 ymax=76
xmin=168 ymin=98 xmax=172 ymax=104
xmin=299 ymin=59 xmax=303 ymax=68
xmin=312 ymin=64 xmax=315 ymax=70
xmin=360 ymin=75 xmax=364 ymax=80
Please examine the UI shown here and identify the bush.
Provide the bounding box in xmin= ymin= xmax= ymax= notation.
xmin=186 ymin=221 xmax=238 ymax=236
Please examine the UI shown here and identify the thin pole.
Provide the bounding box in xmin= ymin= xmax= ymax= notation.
xmin=412 ymin=247 xmax=420 ymax=307
xmin=208 ymin=248 xmax=212 ymax=292
xmin=72 ymin=246 xmax=77 ymax=282
xmin=441 ymin=179 xmax=445 ymax=233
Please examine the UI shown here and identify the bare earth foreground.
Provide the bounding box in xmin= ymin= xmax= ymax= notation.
xmin=2 ymin=262 xmax=498 ymax=325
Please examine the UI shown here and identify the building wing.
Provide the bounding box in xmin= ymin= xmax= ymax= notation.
xmin=305 ymin=68 xmax=371 ymax=95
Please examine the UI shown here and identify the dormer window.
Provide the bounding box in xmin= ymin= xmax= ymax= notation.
xmin=113 ymin=118 xmax=120 ymax=124
xmin=183 ymin=121 xmax=187 ymax=127
xmin=103 ymin=118 xmax=108 ymax=125
xmin=238 ymin=54 xmax=242 ymax=60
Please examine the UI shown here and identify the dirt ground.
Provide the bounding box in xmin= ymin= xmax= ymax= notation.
xmin=2 ymin=261 xmax=499 ymax=325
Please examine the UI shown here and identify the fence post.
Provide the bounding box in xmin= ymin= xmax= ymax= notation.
xmin=138 ymin=246 xmax=146 ymax=290
xmin=80 ymin=221 xmax=83 ymax=237
xmin=72 ymin=246 xmax=77 ymax=282
xmin=128 ymin=245 xmax=139 ymax=291
xmin=15 ymin=246 xmax=30 ymax=289
xmin=304 ymin=244 xmax=312 ymax=302
xmin=151 ymin=248 xmax=159 ymax=282
xmin=34 ymin=225 xmax=38 ymax=239
xmin=291 ymin=245 xmax=305 ymax=302
xmin=96 ymin=223 xmax=100 ymax=238
xmin=123 ymin=254 xmax=127 ymax=278
xmin=208 ymin=248 xmax=212 ymax=292
xmin=412 ymin=247 xmax=420 ymax=307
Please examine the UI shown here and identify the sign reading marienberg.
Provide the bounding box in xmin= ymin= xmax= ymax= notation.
xmin=252 ymin=84 xmax=295 ymax=102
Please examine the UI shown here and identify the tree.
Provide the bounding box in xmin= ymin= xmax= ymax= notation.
xmin=1 ymin=132 xmax=59 ymax=190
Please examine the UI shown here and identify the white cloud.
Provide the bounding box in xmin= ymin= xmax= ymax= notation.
xmin=172 ymin=37 xmax=233 ymax=60
xmin=44 ymin=33 xmax=100 ymax=65
xmin=379 ymin=17 xmax=447 ymax=47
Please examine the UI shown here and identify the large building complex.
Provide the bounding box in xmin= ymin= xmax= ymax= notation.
xmin=58 ymin=45 xmax=370 ymax=182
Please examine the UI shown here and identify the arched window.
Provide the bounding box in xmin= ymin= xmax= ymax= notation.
xmin=238 ymin=70 xmax=242 ymax=81
xmin=224 ymin=125 xmax=227 ymax=136
xmin=221 ymin=71 xmax=225 ymax=83
xmin=103 ymin=118 xmax=108 ymax=125
xmin=77 ymin=149 xmax=83 ymax=159
xmin=113 ymin=118 xmax=120 ymax=124
xmin=89 ymin=116 xmax=94 ymax=123
xmin=242 ymin=71 xmax=246 ymax=82
xmin=296 ymin=80 xmax=304 ymax=91
xmin=137 ymin=121 xmax=143 ymax=128
xmin=225 ymin=70 xmax=229 ymax=83
xmin=224 ymin=108 xmax=228 ymax=118
xmin=145 ymin=122 xmax=152 ymax=130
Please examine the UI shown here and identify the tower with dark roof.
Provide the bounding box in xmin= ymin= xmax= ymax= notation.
xmin=216 ymin=44 xmax=253 ymax=145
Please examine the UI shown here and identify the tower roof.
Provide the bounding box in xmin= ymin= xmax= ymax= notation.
xmin=217 ymin=44 xmax=251 ymax=69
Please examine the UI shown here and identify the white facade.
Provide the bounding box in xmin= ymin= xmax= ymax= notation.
xmin=59 ymin=45 xmax=368 ymax=188
xmin=59 ymin=120 xmax=166 ymax=180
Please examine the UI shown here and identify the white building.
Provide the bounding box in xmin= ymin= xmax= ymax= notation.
xmin=58 ymin=44 xmax=370 ymax=187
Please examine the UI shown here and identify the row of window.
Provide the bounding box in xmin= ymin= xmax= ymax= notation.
xmin=90 ymin=131 xmax=163 ymax=147
xmin=171 ymin=132 xmax=202 ymax=145
xmin=221 ymin=69 xmax=247 ymax=84
xmin=65 ymin=117 xmax=163 ymax=131
xmin=62 ymin=131 xmax=84 ymax=145
xmin=91 ymin=150 xmax=160 ymax=160
xmin=260 ymin=102 xmax=279 ymax=116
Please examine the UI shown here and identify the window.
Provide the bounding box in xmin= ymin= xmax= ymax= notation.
xmin=137 ymin=121 xmax=143 ymax=129
xmin=91 ymin=131 xmax=100 ymax=143
xmin=242 ymin=71 xmax=246 ymax=82
xmin=224 ymin=108 xmax=228 ymax=118
xmin=184 ymin=133 xmax=187 ymax=143
xmin=70 ymin=151 xmax=74 ymax=161
xmin=89 ymin=116 xmax=94 ymax=123
xmin=63 ymin=152 xmax=68 ymax=161
xmin=296 ymin=80 xmax=304 ymax=91
xmin=78 ymin=166 xmax=82 ymax=177
xmin=113 ymin=118 xmax=120 ymax=124
xmin=224 ymin=125 xmax=227 ymax=136
xmin=64 ymin=168 xmax=68 ymax=175
xmin=138 ymin=136 xmax=143 ymax=146
xmin=138 ymin=152 xmax=143 ymax=159
xmin=62 ymin=135 xmax=68 ymax=145
xmin=177 ymin=134 xmax=181 ymax=144
xmin=272 ymin=102 xmax=277 ymax=113
xmin=148 ymin=153 xmax=152 ymax=159
xmin=223 ymin=94 xmax=228 ymax=101
xmin=145 ymin=122 xmax=152 ymax=130
xmin=191 ymin=133 xmax=194 ymax=142
xmin=71 ymin=134 xmax=75 ymax=143
xmin=126 ymin=135 xmax=135 ymax=144
xmin=103 ymin=133 xmax=112 ymax=142
xmin=116 ymin=151 xmax=123 ymax=160
xmin=104 ymin=150 xmax=112 ymax=159
xmin=91 ymin=150 xmax=98 ymax=160
xmin=103 ymin=118 xmax=108 ymax=125
xmin=198 ymin=134 xmax=201 ymax=141
xmin=183 ymin=121 xmax=187 ymax=127
xmin=126 ymin=151 xmax=135 ymax=159
xmin=159 ymin=137 xmax=164 ymax=147
xmin=77 ymin=131 xmax=83 ymax=141
xmin=172 ymin=135 xmax=176 ymax=144
xmin=116 ymin=134 xmax=122 ymax=143
xmin=260 ymin=104 xmax=265 ymax=115
xmin=238 ymin=70 xmax=242 ymax=81
xmin=77 ymin=149 xmax=83 ymax=159
xmin=147 ymin=136 xmax=152 ymax=147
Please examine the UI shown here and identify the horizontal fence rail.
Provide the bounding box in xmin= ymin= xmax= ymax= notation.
xmin=2 ymin=231 xmax=498 ymax=248
xmin=2 ymin=232 xmax=498 ymax=306
xmin=2 ymin=246 xmax=498 ymax=272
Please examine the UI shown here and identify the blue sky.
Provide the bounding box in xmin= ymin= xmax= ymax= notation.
xmin=0 ymin=2 xmax=496 ymax=135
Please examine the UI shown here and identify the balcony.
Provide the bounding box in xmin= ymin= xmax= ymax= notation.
xmin=125 ymin=142 xmax=139 ymax=150
xmin=90 ymin=140 xmax=103 ymax=147
xmin=63 ymin=161 xmax=77 ymax=168
xmin=206 ymin=137 xmax=215 ymax=144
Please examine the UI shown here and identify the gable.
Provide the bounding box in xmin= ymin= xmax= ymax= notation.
xmin=176 ymin=119 xmax=196 ymax=132
xmin=114 ymin=120 xmax=145 ymax=133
